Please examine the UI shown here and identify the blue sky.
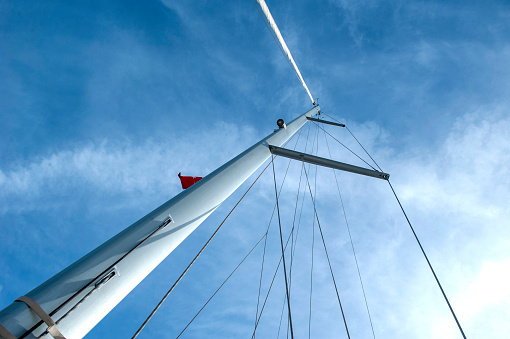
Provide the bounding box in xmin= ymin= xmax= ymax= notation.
xmin=1 ymin=0 xmax=510 ymax=338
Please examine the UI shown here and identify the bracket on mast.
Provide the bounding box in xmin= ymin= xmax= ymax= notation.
xmin=268 ymin=145 xmax=389 ymax=180
xmin=306 ymin=117 xmax=345 ymax=128
xmin=14 ymin=296 xmax=66 ymax=339
xmin=0 ymin=324 xmax=17 ymax=339
xmin=95 ymin=266 xmax=120 ymax=289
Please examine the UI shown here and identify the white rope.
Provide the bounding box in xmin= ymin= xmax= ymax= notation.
xmin=256 ymin=0 xmax=315 ymax=104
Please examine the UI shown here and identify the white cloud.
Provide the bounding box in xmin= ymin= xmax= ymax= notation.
xmin=0 ymin=122 xmax=259 ymax=214
xmin=2 ymin=109 xmax=509 ymax=338
xmin=329 ymin=0 xmax=369 ymax=49
xmin=458 ymin=259 xmax=510 ymax=317
xmin=273 ymin=109 xmax=510 ymax=338
xmin=374 ymin=110 xmax=510 ymax=338
xmin=397 ymin=111 xmax=510 ymax=217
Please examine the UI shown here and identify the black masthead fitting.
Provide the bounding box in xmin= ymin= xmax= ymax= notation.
xmin=277 ymin=119 xmax=287 ymax=129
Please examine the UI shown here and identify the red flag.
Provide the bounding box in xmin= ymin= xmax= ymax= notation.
xmin=178 ymin=172 xmax=203 ymax=189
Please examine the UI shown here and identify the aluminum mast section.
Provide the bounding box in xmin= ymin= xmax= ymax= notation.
xmin=0 ymin=106 xmax=319 ymax=339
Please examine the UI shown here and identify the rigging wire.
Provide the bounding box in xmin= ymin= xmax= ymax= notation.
xmin=272 ymin=156 xmax=295 ymax=339
xmin=132 ymin=159 xmax=272 ymax=339
xmin=276 ymin=157 xmax=307 ymax=339
xmin=387 ymin=181 xmax=467 ymax=339
xmin=287 ymin=123 xmax=320 ymax=339
xmin=253 ymin=125 xmax=307 ymax=337
xmin=308 ymin=197 xmax=315 ymax=339
xmin=322 ymin=129 xmax=377 ymax=339
xmin=291 ymin=122 xmax=320 ymax=339
xmin=307 ymin=125 xmax=320 ymax=339
xmin=256 ymin=123 xmax=314 ymax=338
xmin=173 ymin=162 xmax=306 ymax=339
xmin=276 ymin=303 xmax=285 ymax=339
xmin=302 ymin=163 xmax=352 ymax=339
xmin=133 ymin=130 xmax=302 ymax=339
xmin=274 ymin=123 xmax=317 ymax=338
xmin=251 ymin=204 xmax=307 ymax=339
xmin=311 ymin=122 xmax=378 ymax=171
xmin=175 ymin=234 xmax=267 ymax=339
xmin=290 ymin=122 xmax=318 ymax=266
xmin=322 ymin=113 xmax=383 ymax=172
xmin=323 ymin=111 xmax=467 ymax=339
xmin=173 ymin=132 xmax=303 ymax=339
xmin=252 ymin=136 xmax=320 ymax=339
xmin=346 ymin=126 xmax=383 ymax=172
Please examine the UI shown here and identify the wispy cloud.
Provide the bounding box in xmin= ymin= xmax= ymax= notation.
xmin=328 ymin=0 xmax=368 ymax=49
xmin=0 ymin=122 xmax=259 ymax=214
xmin=397 ymin=111 xmax=510 ymax=216
xmin=261 ymin=109 xmax=510 ymax=338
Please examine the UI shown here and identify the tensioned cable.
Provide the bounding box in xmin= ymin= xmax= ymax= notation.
xmin=175 ymin=182 xmax=303 ymax=339
xmin=302 ymin=163 xmax=351 ymax=339
xmin=287 ymin=123 xmax=320 ymax=339
xmin=322 ymin=113 xmax=383 ymax=172
xmin=133 ymin=130 xmax=303 ymax=339
xmin=276 ymin=154 xmax=308 ymax=339
xmin=174 ymin=137 xmax=303 ymax=339
xmin=305 ymin=121 xmax=320 ymax=338
xmin=274 ymin=123 xmax=317 ymax=338
xmin=272 ymin=157 xmax=295 ymax=339
xmin=388 ymin=181 xmax=467 ymax=339
xmin=252 ymin=139 xmax=320 ymax=338
xmin=311 ymin=122 xmax=377 ymax=171
xmin=291 ymin=123 xmax=319 ymax=338
xmin=175 ymin=233 xmax=267 ymax=339
xmin=251 ymin=203 xmax=308 ymax=339
xmin=256 ymin=123 xmax=313 ymax=338
xmin=322 ymin=113 xmax=466 ymax=338
xmin=276 ymin=303 xmax=285 ymax=339
xmin=323 ymin=129 xmax=376 ymax=339
xmin=347 ymin=126 xmax=383 ymax=172
xmin=308 ymin=126 xmax=319 ymax=339
xmin=132 ymin=156 xmax=272 ymax=339
xmin=308 ymin=195 xmax=315 ymax=339
xmin=254 ymin=126 xmax=307 ymax=338
xmin=252 ymin=0 xmax=315 ymax=104
xmin=252 ymin=121 xmax=321 ymax=338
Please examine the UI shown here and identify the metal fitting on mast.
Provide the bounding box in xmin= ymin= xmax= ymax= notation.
xmin=276 ymin=119 xmax=286 ymax=129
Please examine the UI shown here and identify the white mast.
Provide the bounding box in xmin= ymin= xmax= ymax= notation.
xmin=0 ymin=106 xmax=319 ymax=339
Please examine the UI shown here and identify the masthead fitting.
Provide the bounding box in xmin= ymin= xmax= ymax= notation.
xmin=277 ymin=119 xmax=287 ymax=129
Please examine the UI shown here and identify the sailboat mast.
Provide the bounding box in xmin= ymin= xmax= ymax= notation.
xmin=0 ymin=106 xmax=320 ymax=339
